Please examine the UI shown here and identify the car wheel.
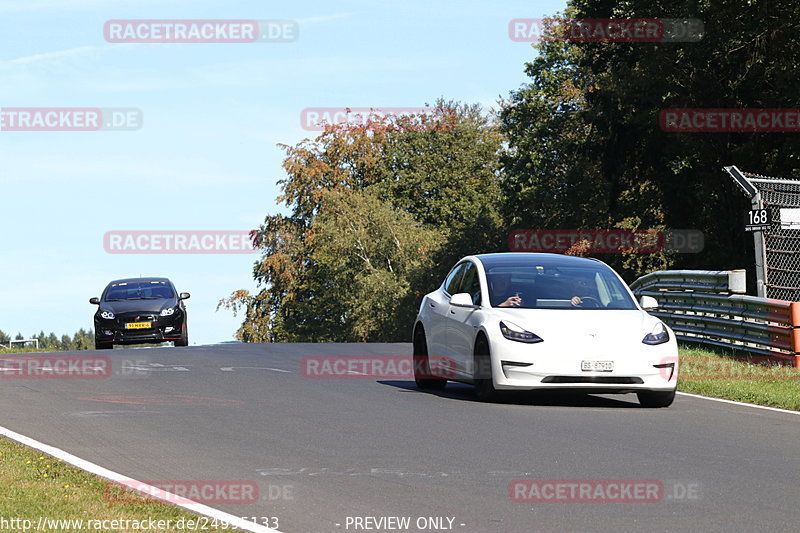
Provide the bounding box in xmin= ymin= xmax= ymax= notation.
xmin=474 ymin=337 xmax=498 ymax=402
xmin=413 ymin=327 xmax=446 ymax=390
xmin=637 ymin=390 xmax=675 ymax=408
xmin=174 ymin=325 xmax=189 ymax=347
xmin=95 ymin=341 xmax=112 ymax=350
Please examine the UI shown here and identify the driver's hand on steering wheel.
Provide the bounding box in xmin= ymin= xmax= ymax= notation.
xmin=570 ymin=296 xmax=583 ymax=306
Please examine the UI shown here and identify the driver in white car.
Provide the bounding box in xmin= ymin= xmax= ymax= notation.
xmin=490 ymin=273 xmax=523 ymax=307
xmin=570 ymin=276 xmax=596 ymax=307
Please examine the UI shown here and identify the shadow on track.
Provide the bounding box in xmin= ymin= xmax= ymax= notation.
xmin=377 ymin=380 xmax=642 ymax=408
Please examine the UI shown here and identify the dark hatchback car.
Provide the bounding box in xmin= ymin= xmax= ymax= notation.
xmin=90 ymin=278 xmax=190 ymax=349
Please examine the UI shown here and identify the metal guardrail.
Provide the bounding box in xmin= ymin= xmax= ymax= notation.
xmin=630 ymin=269 xmax=747 ymax=294
xmin=631 ymin=270 xmax=800 ymax=367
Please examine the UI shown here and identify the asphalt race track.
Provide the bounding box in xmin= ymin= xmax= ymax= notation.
xmin=1 ymin=343 xmax=799 ymax=532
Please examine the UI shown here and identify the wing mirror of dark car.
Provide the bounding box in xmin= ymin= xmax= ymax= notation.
xmin=89 ymin=297 xmax=100 ymax=305
xmin=450 ymin=292 xmax=477 ymax=308
xmin=179 ymin=292 xmax=191 ymax=300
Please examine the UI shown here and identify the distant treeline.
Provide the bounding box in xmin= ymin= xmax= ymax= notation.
xmin=0 ymin=329 xmax=94 ymax=351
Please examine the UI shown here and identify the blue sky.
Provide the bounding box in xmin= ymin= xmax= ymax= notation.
xmin=0 ymin=0 xmax=566 ymax=345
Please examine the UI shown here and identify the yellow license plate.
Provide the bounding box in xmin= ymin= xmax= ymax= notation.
xmin=125 ymin=322 xmax=152 ymax=330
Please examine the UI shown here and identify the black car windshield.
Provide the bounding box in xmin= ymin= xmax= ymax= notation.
xmin=104 ymin=281 xmax=174 ymax=301
xmin=480 ymin=255 xmax=637 ymax=310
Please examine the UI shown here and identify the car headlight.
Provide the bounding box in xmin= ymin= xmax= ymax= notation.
xmin=160 ymin=307 xmax=177 ymax=317
xmin=499 ymin=321 xmax=543 ymax=344
xmin=100 ymin=310 xmax=115 ymax=320
xmin=642 ymin=322 xmax=670 ymax=345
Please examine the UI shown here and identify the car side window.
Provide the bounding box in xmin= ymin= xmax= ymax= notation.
xmin=443 ymin=263 xmax=467 ymax=295
xmin=460 ymin=262 xmax=482 ymax=305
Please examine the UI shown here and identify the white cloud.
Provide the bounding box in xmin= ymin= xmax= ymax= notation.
xmin=5 ymin=45 xmax=128 ymax=66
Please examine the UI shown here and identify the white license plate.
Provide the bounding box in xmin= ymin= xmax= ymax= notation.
xmin=581 ymin=360 xmax=614 ymax=372
xmin=125 ymin=322 xmax=152 ymax=330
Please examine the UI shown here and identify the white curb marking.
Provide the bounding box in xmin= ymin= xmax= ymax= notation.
xmin=0 ymin=425 xmax=282 ymax=533
xmin=677 ymin=391 xmax=800 ymax=415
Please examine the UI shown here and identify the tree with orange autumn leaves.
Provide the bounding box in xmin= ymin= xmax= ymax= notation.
xmin=219 ymin=102 xmax=505 ymax=342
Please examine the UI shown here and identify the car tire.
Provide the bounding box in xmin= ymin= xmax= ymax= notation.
xmin=474 ymin=337 xmax=498 ymax=402
xmin=413 ymin=327 xmax=447 ymax=390
xmin=95 ymin=342 xmax=112 ymax=350
xmin=175 ymin=325 xmax=189 ymax=347
xmin=637 ymin=390 xmax=675 ymax=408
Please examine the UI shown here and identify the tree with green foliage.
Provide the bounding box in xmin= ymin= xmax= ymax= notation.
xmin=306 ymin=189 xmax=444 ymax=341
xmin=221 ymin=101 xmax=505 ymax=342
xmin=46 ymin=333 xmax=59 ymax=350
xmin=501 ymin=0 xmax=800 ymax=281
xmin=60 ymin=334 xmax=72 ymax=351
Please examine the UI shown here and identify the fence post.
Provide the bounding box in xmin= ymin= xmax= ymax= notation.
xmin=791 ymin=302 xmax=800 ymax=367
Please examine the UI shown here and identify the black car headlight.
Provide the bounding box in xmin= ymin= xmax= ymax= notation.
xmin=160 ymin=307 xmax=177 ymax=317
xmin=99 ymin=310 xmax=115 ymax=320
xmin=500 ymin=321 xmax=543 ymax=344
xmin=642 ymin=322 xmax=670 ymax=345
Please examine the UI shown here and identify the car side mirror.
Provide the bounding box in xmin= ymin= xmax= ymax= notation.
xmin=89 ymin=297 xmax=100 ymax=305
xmin=179 ymin=292 xmax=191 ymax=300
xmin=639 ymin=295 xmax=658 ymax=310
xmin=450 ymin=292 xmax=477 ymax=308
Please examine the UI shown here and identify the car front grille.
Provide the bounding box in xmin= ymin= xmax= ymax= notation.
xmin=116 ymin=314 xmax=157 ymax=329
xmin=541 ymin=376 xmax=645 ymax=384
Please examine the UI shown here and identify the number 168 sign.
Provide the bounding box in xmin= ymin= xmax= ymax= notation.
xmin=744 ymin=208 xmax=772 ymax=232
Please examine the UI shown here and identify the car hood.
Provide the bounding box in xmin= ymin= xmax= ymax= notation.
xmin=490 ymin=308 xmax=657 ymax=344
xmin=101 ymin=299 xmax=177 ymax=314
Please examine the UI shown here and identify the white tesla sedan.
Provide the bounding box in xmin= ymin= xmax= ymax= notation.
xmin=412 ymin=253 xmax=678 ymax=407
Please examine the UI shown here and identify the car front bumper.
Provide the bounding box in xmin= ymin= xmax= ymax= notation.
xmin=486 ymin=334 xmax=678 ymax=393
xmin=94 ymin=313 xmax=186 ymax=346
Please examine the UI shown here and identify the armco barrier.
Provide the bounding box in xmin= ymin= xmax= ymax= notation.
xmin=630 ymin=269 xmax=800 ymax=367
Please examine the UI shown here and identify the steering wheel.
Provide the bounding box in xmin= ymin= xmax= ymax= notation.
xmin=577 ymin=296 xmax=602 ymax=308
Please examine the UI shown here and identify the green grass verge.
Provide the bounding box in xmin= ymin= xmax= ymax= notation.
xmin=0 ymin=347 xmax=51 ymax=354
xmin=677 ymin=343 xmax=800 ymax=411
xmin=0 ymin=436 xmax=239 ymax=531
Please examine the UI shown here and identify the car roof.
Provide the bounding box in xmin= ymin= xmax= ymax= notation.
xmin=471 ymin=252 xmax=602 ymax=267
xmin=107 ymin=277 xmax=172 ymax=285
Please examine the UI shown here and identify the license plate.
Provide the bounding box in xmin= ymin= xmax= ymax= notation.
xmin=125 ymin=322 xmax=152 ymax=330
xmin=581 ymin=360 xmax=614 ymax=372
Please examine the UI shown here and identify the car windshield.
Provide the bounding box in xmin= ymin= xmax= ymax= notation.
xmin=104 ymin=281 xmax=174 ymax=301
xmin=481 ymin=256 xmax=637 ymax=310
